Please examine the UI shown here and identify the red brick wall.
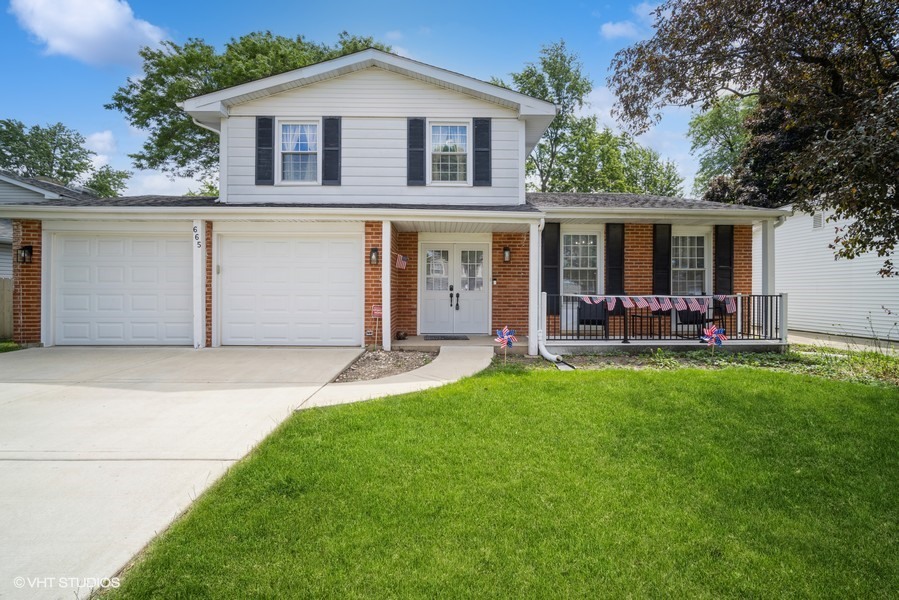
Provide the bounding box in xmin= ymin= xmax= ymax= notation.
xmin=393 ymin=231 xmax=418 ymax=337
xmin=492 ymin=232 xmax=529 ymax=336
xmin=364 ymin=221 xmax=383 ymax=346
xmin=205 ymin=221 xmax=213 ymax=347
xmin=623 ymin=223 xmax=653 ymax=295
xmin=12 ymin=219 xmax=42 ymax=345
xmin=733 ymin=225 xmax=752 ymax=296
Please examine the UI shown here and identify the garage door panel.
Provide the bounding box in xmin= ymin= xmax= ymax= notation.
xmin=221 ymin=235 xmax=362 ymax=346
xmin=54 ymin=234 xmax=193 ymax=346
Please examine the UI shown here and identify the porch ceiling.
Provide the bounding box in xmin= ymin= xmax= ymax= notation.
xmin=393 ymin=221 xmax=530 ymax=233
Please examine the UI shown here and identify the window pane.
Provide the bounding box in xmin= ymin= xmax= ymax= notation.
xmin=431 ymin=125 xmax=467 ymax=152
xmin=425 ymin=250 xmax=449 ymax=291
xmin=562 ymin=234 xmax=599 ymax=295
xmin=432 ymin=154 xmax=467 ymax=182
xmin=671 ymin=235 xmax=706 ymax=295
xmin=281 ymin=124 xmax=318 ymax=152
xmin=282 ymin=153 xmax=317 ymax=182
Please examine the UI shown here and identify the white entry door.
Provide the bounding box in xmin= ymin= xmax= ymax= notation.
xmin=420 ymin=244 xmax=489 ymax=334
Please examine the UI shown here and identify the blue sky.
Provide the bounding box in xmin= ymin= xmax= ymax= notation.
xmin=0 ymin=0 xmax=697 ymax=196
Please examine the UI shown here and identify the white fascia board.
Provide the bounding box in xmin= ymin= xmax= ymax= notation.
xmin=0 ymin=204 xmax=547 ymax=224
xmin=0 ymin=175 xmax=61 ymax=199
xmin=181 ymin=49 xmax=556 ymax=118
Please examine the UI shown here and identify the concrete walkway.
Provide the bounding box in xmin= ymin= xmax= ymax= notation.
xmin=303 ymin=346 xmax=495 ymax=408
xmin=0 ymin=345 xmax=492 ymax=600
xmin=788 ymin=330 xmax=897 ymax=354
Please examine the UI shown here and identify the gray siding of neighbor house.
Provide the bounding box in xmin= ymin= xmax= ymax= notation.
xmin=0 ymin=180 xmax=47 ymax=204
xmin=0 ymin=243 xmax=11 ymax=278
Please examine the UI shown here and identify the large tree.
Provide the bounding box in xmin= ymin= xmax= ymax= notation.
xmin=108 ymin=31 xmax=390 ymax=181
xmin=493 ymin=40 xmax=593 ymax=192
xmin=686 ymin=96 xmax=756 ymax=196
xmin=609 ymin=0 xmax=899 ymax=276
xmin=0 ymin=119 xmax=130 ymax=197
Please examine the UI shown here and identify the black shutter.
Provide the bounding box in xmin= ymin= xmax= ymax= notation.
xmin=606 ymin=223 xmax=625 ymax=294
xmin=473 ymin=118 xmax=491 ymax=186
xmin=255 ymin=116 xmax=274 ymax=185
xmin=542 ymin=222 xmax=561 ymax=316
xmin=407 ymin=118 xmax=426 ymax=186
xmin=322 ymin=116 xmax=341 ymax=185
xmin=714 ymin=225 xmax=734 ymax=294
xmin=652 ymin=224 xmax=672 ymax=295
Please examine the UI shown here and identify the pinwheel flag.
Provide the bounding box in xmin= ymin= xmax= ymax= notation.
xmin=701 ymin=325 xmax=728 ymax=347
xmin=495 ymin=326 xmax=517 ymax=349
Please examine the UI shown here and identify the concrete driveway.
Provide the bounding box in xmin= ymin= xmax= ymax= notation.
xmin=0 ymin=346 xmax=361 ymax=600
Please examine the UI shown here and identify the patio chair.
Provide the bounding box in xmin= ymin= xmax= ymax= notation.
xmin=577 ymin=298 xmax=609 ymax=340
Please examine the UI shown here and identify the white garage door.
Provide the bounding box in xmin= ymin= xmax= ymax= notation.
xmin=54 ymin=235 xmax=193 ymax=345
xmin=221 ymin=236 xmax=363 ymax=346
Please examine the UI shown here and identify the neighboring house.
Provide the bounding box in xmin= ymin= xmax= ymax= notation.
xmin=0 ymin=49 xmax=786 ymax=354
xmin=0 ymin=219 xmax=11 ymax=279
xmin=753 ymin=209 xmax=899 ymax=341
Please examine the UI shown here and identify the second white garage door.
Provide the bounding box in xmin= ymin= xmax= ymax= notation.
xmin=220 ymin=236 xmax=363 ymax=346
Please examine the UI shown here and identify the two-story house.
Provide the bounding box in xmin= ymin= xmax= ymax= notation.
xmin=0 ymin=49 xmax=788 ymax=355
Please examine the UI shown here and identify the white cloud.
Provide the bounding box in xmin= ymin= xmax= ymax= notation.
xmin=631 ymin=1 xmax=658 ymax=26
xmin=384 ymin=30 xmax=403 ymax=41
xmin=85 ymin=130 xmax=116 ymax=154
xmin=392 ymin=46 xmax=413 ymax=58
xmin=124 ymin=171 xmax=196 ymax=197
xmin=599 ymin=20 xmax=640 ymax=40
xmin=9 ymin=0 xmax=166 ymax=67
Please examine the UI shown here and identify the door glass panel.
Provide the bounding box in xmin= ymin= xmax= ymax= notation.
xmin=671 ymin=235 xmax=706 ymax=295
xmin=460 ymin=250 xmax=484 ymax=291
xmin=425 ymin=250 xmax=450 ymax=291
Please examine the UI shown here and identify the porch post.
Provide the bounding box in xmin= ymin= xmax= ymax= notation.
xmin=528 ymin=221 xmax=540 ymax=356
xmin=761 ymin=219 xmax=775 ymax=295
xmin=192 ymin=220 xmax=206 ymax=349
xmin=381 ymin=220 xmax=392 ymax=351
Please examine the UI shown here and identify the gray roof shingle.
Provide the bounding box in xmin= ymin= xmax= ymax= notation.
xmin=527 ymin=192 xmax=774 ymax=212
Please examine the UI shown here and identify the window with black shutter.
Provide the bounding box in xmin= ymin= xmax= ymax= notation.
xmin=255 ymin=116 xmax=274 ymax=185
xmin=322 ymin=116 xmax=341 ymax=185
xmin=473 ymin=118 xmax=491 ymax=186
xmin=407 ymin=118 xmax=426 ymax=186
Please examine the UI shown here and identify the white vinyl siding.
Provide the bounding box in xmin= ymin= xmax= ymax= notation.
xmin=0 ymin=180 xmax=48 ymax=204
xmin=771 ymin=210 xmax=899 ymax=340
xmin=224 ymin=68 xmax=521 ymax=204
xmin=0 ymin=243 xmax=11 ymax=278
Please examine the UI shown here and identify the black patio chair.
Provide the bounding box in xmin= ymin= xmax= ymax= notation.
xmin=578 ymin=297 xmax=609 ymax=339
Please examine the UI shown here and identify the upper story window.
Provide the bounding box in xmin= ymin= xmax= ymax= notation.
xmin=429 ymin=123 xmax=470 ymax=184
xmin=279 ymin=122 xmax=319 ymax=183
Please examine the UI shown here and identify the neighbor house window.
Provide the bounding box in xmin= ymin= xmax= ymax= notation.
xmin=671 ymin=234 xmax=708 ymax=295
xmin=430 ymin=123 xmax=469 ymax=183
xmin=280 ymin=122 xmax=318 ymax=183
xmin=562 ymin=233 xmax=600 ymax=295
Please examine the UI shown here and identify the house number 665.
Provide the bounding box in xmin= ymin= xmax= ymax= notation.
xmin=193 ymin=225 xmax=202 ymax=249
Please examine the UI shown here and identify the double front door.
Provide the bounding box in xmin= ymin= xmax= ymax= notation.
xmin=420 ymin=243 xmax=489 ymax=334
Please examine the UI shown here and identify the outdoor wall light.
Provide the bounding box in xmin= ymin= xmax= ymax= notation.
xmin=503 ymin=246 xmax=511 ymax=262
xmin=370 ymin=247 xmax=379 ymax=265
xmin=17 ymin=245 xmax=33 ymax=264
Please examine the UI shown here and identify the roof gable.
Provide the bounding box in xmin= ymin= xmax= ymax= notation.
xmin=181 ymin=49 xmax=557 ymax=152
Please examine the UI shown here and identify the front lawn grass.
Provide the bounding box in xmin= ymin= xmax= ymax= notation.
xmin=0 ymin=340 xmax=19 ymax=353
xmin=109 ymin=368 xmax=897 ymax=599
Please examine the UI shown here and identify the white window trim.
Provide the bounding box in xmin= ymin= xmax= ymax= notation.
xmin=275 ymin=118 xmax=322 ymax=186
xmin=426 ymin=119 xmax=473 ymax=186
xmin=671 ymin=225 xmax=713 ymax=296
xmin=560 ymin=225 xmax=604 ymax=295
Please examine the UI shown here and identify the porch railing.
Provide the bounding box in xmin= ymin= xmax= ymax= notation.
xmin=542 ymin=293 xmax=787 ymax=344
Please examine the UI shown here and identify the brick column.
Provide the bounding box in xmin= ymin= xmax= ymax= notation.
xmin=492 ymin=232 xmax=529 ymax=336
xmin=12 ymin=219 xmax=42 ymax=345
xmin=364 ymin=221 xmax=383 ymax=347
xmin=393 ymin=232 xmax=418 ymax=336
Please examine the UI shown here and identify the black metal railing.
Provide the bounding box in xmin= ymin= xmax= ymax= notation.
xmin=543 ymin=293 xmax=784 ymax=343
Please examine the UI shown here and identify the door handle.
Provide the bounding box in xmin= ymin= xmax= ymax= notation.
xmin=449 ymin=291 xmax=454 ymax=306
xmin=455 ymin=292 xmax=460 ymax=311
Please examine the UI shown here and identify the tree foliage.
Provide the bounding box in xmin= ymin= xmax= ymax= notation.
xmin=494 ymin=40 xmax=592 ymax=192
xmin=609 ymin=0 xmax=899 ymax=275
xmin=0 ymin=119 xmax=130 ymax=197
xmin=687 ymin=96 xmax=756 ymax=195
xmin=107 ymin=31 xmax=390 ymax=180
xmin=552 ymin=116 xmax=684 ymax=195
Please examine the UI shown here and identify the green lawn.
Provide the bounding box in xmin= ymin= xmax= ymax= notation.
xmin=0 ymin=340 xmax=19 ymax=353
xmin=109 ymin=368 xmax=897 ymax=599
